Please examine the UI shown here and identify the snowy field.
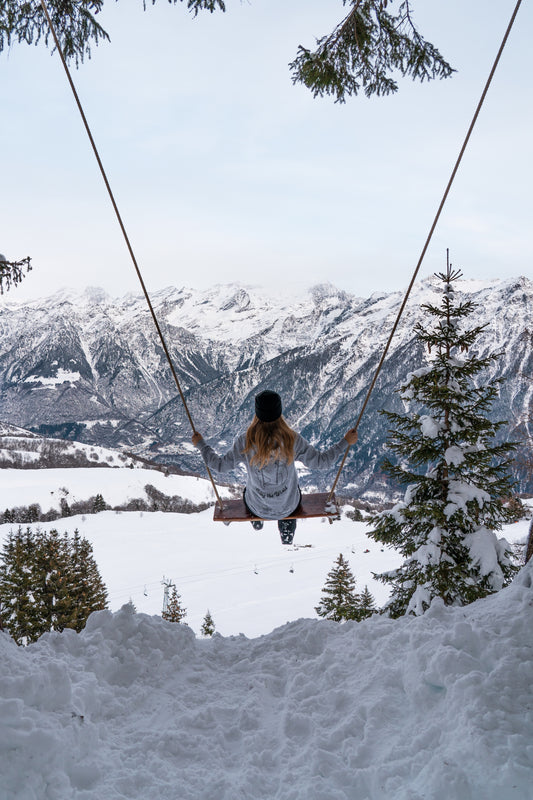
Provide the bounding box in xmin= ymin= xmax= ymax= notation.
xmin=0 ymin=467 xmax=232 ymax=514
xmin=0 ymin=468 xmax=532 ymax=799
xmin=2 ymin=508 xmax=405 ymax=638
xmin=0 ymin=467 xmax=406 ymax=636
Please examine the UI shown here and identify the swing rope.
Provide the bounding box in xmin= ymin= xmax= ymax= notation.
xmin=328 ymin=0 xmax=524 ymax=502
xmin=39 ymin=0 xmax=224 ymax=509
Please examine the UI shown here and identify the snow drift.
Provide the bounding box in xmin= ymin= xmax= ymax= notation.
xmin=1 ymin=563 xmax=532 ymax=800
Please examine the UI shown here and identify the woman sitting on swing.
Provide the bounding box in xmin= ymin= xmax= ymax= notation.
xmin=192 ymin=390 xmax=358 ymax=544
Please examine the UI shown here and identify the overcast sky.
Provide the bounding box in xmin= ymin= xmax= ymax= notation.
xmin=2 ymin=0 xmax=531 ymax=302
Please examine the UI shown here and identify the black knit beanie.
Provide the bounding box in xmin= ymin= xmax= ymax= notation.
xmin=255 ymin=390 xmax=282 ymax=423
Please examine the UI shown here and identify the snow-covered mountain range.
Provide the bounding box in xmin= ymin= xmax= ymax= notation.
xmin=1 ymin=278 xmax=532 ymax=496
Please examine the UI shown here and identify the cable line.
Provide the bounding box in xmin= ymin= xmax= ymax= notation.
xmin=328 ymin=0 xmax=524 ymax=500
xmin=39 ymin=0 xmax=223 ymax=510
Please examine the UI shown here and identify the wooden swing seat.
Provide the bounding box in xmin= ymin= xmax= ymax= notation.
xmin=213 ymin=492 xmax=340 ymax=523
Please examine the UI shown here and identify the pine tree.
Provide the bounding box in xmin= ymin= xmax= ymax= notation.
xmin=3 ymin=509 xmax=15 ymax=524
xmin=65 ymin=530 xmax=108 ymax=632
xmin=0 ymin=526 xmax=108 ymax=644
xmin=33 ymin=528 xmax=70 ymax=636
xmin=201 ymin=609 xmax=215 ymax=637
xmin=315 ymin=554 xmax=360 ymax=622
xmin=503 ymin=495 xmax=528 ymax=522
xmin=60 ymin=497 xmax=71 ymax=517
xmin=369 ymin=255 xmax=519 ymax=617
xmin=357 ymin=585 xmax=377 ymax=620
xmin=162 ymin=585 xmax=187 ymax=623
xmin=0 ymin=527 xmax=42 ymax=644
xmin=0 ymin=2 xmax=454 ymax=101
xmin=92 ymin=494 xmax=107 ymax=513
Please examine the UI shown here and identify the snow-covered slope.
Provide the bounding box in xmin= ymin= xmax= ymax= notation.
xmin=1 ymin=278 xmax=532 ymax=495
xmin=2 ymin=467 xmax=528 ymax=636
xmin=0 ymin=466 xmax=401 ymax=626
xmin=0 ymin=467 xmax=231 ymax=516
xmin=1 ymin=560 xmax=532 ymax=800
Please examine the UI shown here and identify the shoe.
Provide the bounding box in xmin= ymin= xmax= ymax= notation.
xmin=278 ymin=518 xmax=296 ymax=544
xmin=252 ymin=520 xmax=264 ymax=531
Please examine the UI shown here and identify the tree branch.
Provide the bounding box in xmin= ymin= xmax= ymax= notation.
xmin=1 ymin=1 xmax=454 ymax=100
xmin=0 ymin=257 xmax=32 ymax=294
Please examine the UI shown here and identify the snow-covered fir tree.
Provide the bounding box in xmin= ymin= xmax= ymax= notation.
xmin=92 ymin=494 xmax=107 ymax=513
xmin=315 ymin=553 xmax=360 ymax=622
xmin=33 ymin=529 xmax=71 ymax=635
xmin=201 ymin=609 xmax=215 ymax=637
xmin=60 ymin=497 xmax=71 ymax=517
xmin=357 ymin=585 xmax=377 ymax=620
xmin=66 ymin=531 xmax=108 ymax=632
xmin=162 ymin=585 xmax=187 ymax=623
xmin=0 ymin=527 xmax=41 ymax=643
xmin=0 ymin=526 xmax=108 ymax=644
xmin=369 ymin=255 xmax=518 ymax=617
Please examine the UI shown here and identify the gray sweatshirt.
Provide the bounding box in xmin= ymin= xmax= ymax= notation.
xmin=197 ymin=433 xmax=347 ymax=519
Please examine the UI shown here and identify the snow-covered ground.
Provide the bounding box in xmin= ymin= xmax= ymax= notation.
xmin=1 ymin=467 xmax=231 ymax=515
xmin=0 ymin=468 xmax=531 ymax=799
xmin=2 ymin=508 xmax=405 ymax=637
xmin=1 ymin=562 xmax=532 ymax=799
xmin=1 ymin=467 xmax=403 ymax=635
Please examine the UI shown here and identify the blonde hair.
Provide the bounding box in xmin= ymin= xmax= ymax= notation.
xmin=243 ymin=416 xmax=297 ymax=468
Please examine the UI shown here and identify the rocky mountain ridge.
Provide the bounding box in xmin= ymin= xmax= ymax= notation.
xmin=1 ymin=278 xmax=532 ymax=497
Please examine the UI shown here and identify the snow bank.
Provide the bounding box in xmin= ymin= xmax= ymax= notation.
xmin=1 ymin=564 xmax=532 ymax=800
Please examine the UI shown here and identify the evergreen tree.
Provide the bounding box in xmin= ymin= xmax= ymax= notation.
xmin=503 ymin=495 xmax=528 ymax=522
xmin=0 ymin=526 xmax=108 ymax=644
xmin=60 ymin=497 xmax=72 ymax=517
xmin=201 ymin=609 xmax=215 ymax=637
xmin=369 ymin=256 xmax=519 ymax=617
xmin=0 ymin=527 xmax=42 ymax=644
xmin=0 ymin=2 xmax=454 ymax=101
xmin=26 ymin=504 xmax=41 ymax=523
xmin=65 ymin=530 xmax=108 ymax=632
xmin=357 ymin=585 xmax=377 ymax=620
xmin=290 ymin=0 xmax=453 ymax=102
xmin=33 ymin=528 xmax=70 ymax=635
xmin=92 ymin=493 xmax=107 ymax=513
xmin=315 ymin=554 xmax=360 ymax=622
xmin=162 ymin=585 xmax=187 ymax=623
